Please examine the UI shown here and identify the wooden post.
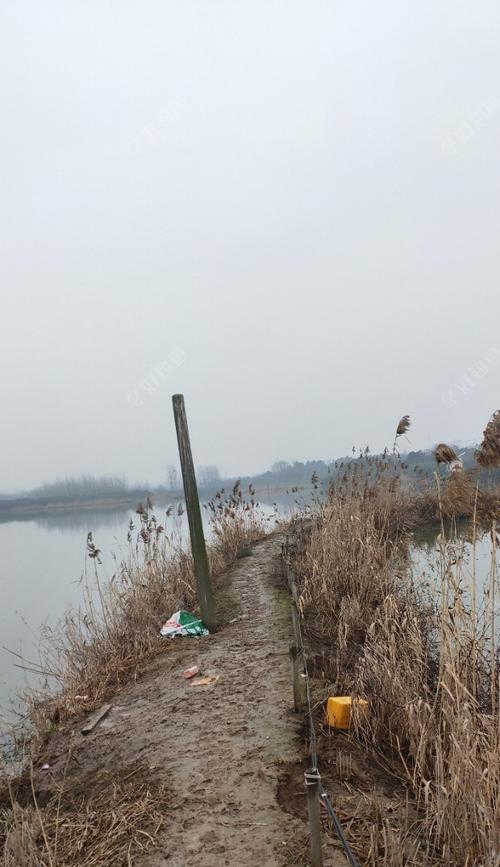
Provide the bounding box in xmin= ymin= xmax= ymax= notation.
xmin=290 ymin=599 xmax=305 ymax=712
xmin=305 ymin=769 xmax=324 ymax=867
xmin=290 ymin=599 xmax=301 ymax=647
xmin=290 ymin=645 xmax=303 ymax=713
xmin=172 ymin=394 xmax=217 ymax=632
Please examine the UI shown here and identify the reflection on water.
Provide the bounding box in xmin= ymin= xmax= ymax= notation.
xmin=0 ymin=500 xmax=179 ymax=534
xmin=32 ymin=507 xmax=135 ymax=534
xmin=0 ymin=491 xmax=304 ymax=724
xmin=411 ymin=522 xmax=498 ymax=605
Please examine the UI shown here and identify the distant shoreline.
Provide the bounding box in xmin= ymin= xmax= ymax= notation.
xmin=0 ymin=485 xmax=304 ymax=520
xmin=0 ymin=492 xmax=153 ymax=518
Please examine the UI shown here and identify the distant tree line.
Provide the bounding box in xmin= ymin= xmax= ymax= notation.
xmin=254 ymin=460 xmax=334 ymax=487
xmin=31 ymin=474 xmax=129 ymax=501
xmin=237 ymin=448 xmax=500 ymax=489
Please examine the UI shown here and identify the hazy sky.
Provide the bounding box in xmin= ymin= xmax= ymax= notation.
xmin=1 ymin=1 xmax=499 ymax=490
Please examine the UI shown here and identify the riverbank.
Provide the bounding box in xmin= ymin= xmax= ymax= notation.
xmin=289 ymin=460 xmax=500 ymax=865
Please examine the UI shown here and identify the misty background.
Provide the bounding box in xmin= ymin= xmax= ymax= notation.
xmin=1 ymin=0 xmax=499 ymax=492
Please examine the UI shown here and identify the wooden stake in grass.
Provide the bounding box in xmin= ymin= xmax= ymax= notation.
xmin=172 ymin=394 xmax=217 ymax=632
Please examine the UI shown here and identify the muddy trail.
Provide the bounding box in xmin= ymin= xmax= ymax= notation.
xmin=27 ymin=534 xmax=345 ymax=867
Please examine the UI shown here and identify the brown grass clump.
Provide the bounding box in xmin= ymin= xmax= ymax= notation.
xmin=1 ymin=774 xmax=168 ymax=866
xmin=476 ymin=410 xmax=500 ymax=468
xmin=2 ymin=804 xmax=40 ymax=867
xmin=440 ymin=469 xmax=477 ymax=517
xmin=206 ymin=486 xmax=269 ymax=563
xmin=294 ymin=496 xmax=396 ymax=678
xmin=437 ymin=468 xmax=499 ymax=528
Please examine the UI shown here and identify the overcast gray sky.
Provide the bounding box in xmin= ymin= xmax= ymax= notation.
xmin=1 ymin=0 xmax=499 ymax=490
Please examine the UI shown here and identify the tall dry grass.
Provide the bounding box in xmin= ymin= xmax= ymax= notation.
xmin=293 ymin=443 xmax=500 ymax=866
xmin=1 ymin=770 xmax=169 ymax=867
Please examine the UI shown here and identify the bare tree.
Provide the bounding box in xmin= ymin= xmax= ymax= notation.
xmin=167 ymin=465 xmax=181 ymax=491
xmin=196 ymin=465 xmax=221 ymax=490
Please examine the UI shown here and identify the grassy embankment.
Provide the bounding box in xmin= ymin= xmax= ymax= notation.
xmin=0 ymin=483 xmax=270 ymax=866
xmin=290 ymin=412 xmax=500 ymax=866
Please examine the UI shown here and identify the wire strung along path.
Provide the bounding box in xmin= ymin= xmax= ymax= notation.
xmin=282 ymin=541 xmax=361 ymax=867
xmin=34 ymin=534 xmax=339 ymax=866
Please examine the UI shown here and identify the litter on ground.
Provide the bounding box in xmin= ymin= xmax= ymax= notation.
xmin=189 ymin=675 xmax=219 ymax=688
xmin=160 ymin=610 xmax=210 ymax=638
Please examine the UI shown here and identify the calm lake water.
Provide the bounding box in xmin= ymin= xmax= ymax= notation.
xmin=0 ymin=492 xmax=302 ymax=728
xmin=410 ymin=524 xmax=497 ymax=602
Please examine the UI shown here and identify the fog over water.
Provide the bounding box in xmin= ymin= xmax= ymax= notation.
xmin=1 ymin=1 xmax=500 ymax=494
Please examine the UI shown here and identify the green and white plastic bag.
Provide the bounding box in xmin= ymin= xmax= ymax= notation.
xmin=160 ymin=610 xmax=210 ymax=637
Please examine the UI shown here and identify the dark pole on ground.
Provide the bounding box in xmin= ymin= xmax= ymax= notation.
xmin=172 ymin=394 xmax=217 ymax=632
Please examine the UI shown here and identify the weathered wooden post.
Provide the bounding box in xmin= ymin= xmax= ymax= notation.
xmin=305 ymin=769 xmax=324 ymax=867
xmin=290 ymin=644 xmax=304 ymax=713
xmin=172 ymin=394 xmax=217 ymax=632
xmin=290 ymin=599 xmax=305 ymax=712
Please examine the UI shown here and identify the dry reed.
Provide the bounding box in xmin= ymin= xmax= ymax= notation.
xmin=292 ymin=434 xmax=500 ymax=866
xmin=396 ymin=415 xmax=411 ymax=437
xmin=2 ymin=774 xmax=168 ymax=867
xmin=434 ymin=443 xmax=459 ymax=465
xmin=476 ymin=410 xmax=500 ymax=468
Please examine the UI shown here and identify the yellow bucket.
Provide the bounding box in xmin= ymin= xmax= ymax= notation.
xmin=326 ymin=696 xmax=368 ymax=729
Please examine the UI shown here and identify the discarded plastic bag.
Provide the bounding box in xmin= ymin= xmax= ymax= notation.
xmin=160 ymin=610 xmax=210 ymax=638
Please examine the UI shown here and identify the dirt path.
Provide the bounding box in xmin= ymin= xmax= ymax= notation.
xmin=35 ymin=535 xmax=319 ymax=866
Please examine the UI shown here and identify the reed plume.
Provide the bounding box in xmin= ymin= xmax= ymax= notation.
xmin=476 ymin=410 xmax=500 ymax=468
xmin=434 ymin=442 xmax=459 ymax=464
xmin=393 ymin=414 xmax=411 ymax=454
xmin=396 ymin=414 xmax=411 ymax=436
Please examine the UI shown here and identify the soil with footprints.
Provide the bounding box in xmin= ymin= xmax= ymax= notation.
xmin=30 ymin=535 xmax=345 ymax=866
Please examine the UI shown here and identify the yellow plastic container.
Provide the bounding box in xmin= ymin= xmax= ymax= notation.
xmin=326 ymin=696 xmax=368 ymax=729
